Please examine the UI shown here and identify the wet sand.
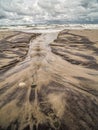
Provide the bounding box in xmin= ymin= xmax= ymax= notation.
xmin=0 ymin=29 xmax=98 ymax=130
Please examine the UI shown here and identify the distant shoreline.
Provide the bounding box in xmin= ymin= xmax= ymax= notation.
xmin=0 ymin=24 xmax=98 ymax=32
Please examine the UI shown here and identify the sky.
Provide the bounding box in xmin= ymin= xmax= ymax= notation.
xmin=0 ymin=0 xmax=98 ymax=25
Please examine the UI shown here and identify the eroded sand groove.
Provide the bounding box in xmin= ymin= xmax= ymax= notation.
xmin=0 ymin=30 xmax=98 ymax=130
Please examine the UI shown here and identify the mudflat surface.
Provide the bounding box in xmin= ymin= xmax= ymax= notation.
xmin=0 ymin=29 xmax=98 ymax=130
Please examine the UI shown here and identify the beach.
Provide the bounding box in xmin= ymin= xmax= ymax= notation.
xmin=0 ymin=28 xmax=98 ymax=130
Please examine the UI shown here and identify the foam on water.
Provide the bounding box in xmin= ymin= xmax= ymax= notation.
xmin=0 ymin=24 xmax=98 ymax=33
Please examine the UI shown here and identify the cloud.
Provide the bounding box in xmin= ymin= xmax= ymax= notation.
xmin=0 ymin=0 xmax=98 ymax=25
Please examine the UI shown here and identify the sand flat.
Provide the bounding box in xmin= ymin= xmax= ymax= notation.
xmin=0 ymin=29 xmax=98 ymax=130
